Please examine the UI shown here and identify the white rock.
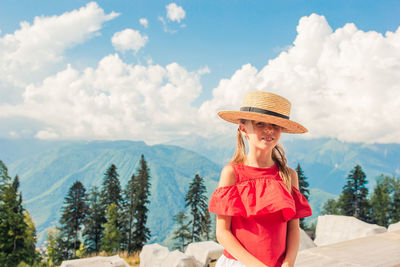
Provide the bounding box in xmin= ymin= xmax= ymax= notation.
xmin=299 ymin=228 xmax=316 ymax=251
xmin=61 ymin=255 xmax=129 ymax=267
xmin=314 ymin=215 xmax=387 ymax=246
xmin=139 ymin=243 xmax=170 ymax=267
xmin=388 ymin=221 xmax=400 ymax=232
xmin=185 ymin=241 xmax=224 ymax=266
xmin=161 ymin=250 xmax=200 ymax=267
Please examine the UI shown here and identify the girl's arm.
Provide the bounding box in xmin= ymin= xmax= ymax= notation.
xmin=216 ymin=165 xmax=268 ymax=267
xmin=282 ymin=168 xmax=301 ymax=267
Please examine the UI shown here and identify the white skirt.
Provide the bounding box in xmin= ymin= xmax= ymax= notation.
xmin=216 ymin=254 xmax=246 ymax=267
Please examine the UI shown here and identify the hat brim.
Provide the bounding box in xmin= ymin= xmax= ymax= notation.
xmin=218 ymin=110 xmax=308 ymax=134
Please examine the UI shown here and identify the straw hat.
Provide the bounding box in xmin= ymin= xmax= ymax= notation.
xmin=218 ymin=91 xmax=307 ymax=134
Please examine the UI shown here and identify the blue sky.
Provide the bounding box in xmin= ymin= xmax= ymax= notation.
xmin=1 ymin=1 xmax=400 ymax=143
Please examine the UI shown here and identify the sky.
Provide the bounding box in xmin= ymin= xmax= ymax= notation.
xmin=1 ymin=0 xmax=400 ymax=144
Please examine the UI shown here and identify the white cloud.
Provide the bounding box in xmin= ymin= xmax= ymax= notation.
xmin=1 ymin=54 xmax=205 ymax=143
xmin=112 ymin=28 xmax=148 ymax=53
xmin=0 ymin=1 xmax=118 ymax=100
xmin=2 ymin=13 xmax=400 ymax=144
xmin=199 ymin=14 xmax=400 ymax=143
xmin=166 ymin=3 xmax=185 ymax=23
xmin=139 ymin=18 xmax=148 ymax=28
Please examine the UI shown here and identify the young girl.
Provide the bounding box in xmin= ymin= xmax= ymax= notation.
xmin=209 ymin=91 xmax=312 ymax=267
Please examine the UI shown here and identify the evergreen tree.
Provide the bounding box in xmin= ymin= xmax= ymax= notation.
xmin=22 ymin=210 xmax=38 ymax=265
xmin=123 ymin=172 xmax=137 ymax=254
xmin=100 ymin=203 xmax=123 ymax=253
xmin=389 ymin=176 xmax=400 ymax=223
xmin=296 ymin=163 xmax=310 ymax=200
xmin=321 ymin=199 xmax=340 ymax=215
xmin=0 ymin=175 xmax=29 ymax=266
xmin=172 ymin=211 xmax=191 ymax=251
xmin=201 ymin=210 xmax=212 ymax=241
xmin=370 ymin=177 xmax=392 ymax=227
xmin=132 ymin=155 xmax=151 ymax=251
xmin=83 ymin=186 xmax=103 ymax=254
xmin=296 ymin=163 xmax=310 ymax=229
xmin=101 ymin=164 xmax=122 ymax=209
xmin=59 ymin=181 xmax=88 ymax=258
xmin=337 ymin=165 xmax=370 ymax=221
xmin=185 ymin=174 xmax=209 ymax=242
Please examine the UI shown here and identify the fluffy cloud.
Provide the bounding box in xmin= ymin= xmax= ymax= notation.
xmin=2 ymin=13 xmax=400 ymax=144
xmin=112 ymin=29 xmax=149 ymax=53
xmin=166 ymin=3 xmax=185 ymax=23
xmin=1 ymin=54 xmax=205 ymax=143
xmin=139 ymin=18 xmax=148 ymax=28
xmin=0 ymin=2 xmax=118 ymax=89
xmin=199 ymin=14 xmax=400 ymax=143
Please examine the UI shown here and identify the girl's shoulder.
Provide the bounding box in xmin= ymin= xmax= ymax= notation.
xmin=288 ymin=167 xmax=299 ymax=188
xmin=218 ymin=164 xmax=237 ymax=188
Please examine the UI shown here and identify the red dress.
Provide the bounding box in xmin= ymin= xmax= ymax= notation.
xmin=208 ymin=164 xmax=312 ymax=267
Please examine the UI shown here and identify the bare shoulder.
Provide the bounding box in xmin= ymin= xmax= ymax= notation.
xmin=218 ymin=164 xmax=236 ymax=187
xmin=288 ymin=167 xmax=299 ymax=189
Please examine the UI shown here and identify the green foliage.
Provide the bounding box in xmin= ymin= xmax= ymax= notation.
xmin=101 ymin=164 xmax=122 ymax=209
xmin=75 ymin=242 xmax=88 ymax=258
xmin=83 ymin=186 xmax=103 ymax=254
xmin=296 ymin=163 xmax=310 ymax=229
xmin=370 ymin=177 xmax=392 ymax=227
xmin=172 ymin=211 xmax=191 ymax=251
xmin=22 ymin=210 xmax=39 ymax=265
xmin=100 ymin=203 xmax=123 ymax=253
xmin=122 ymin=172 xmax=137 ymax=253
xmin=0 ymin=174 xmax=29 ymax=267
xmin=370 ymin=175 xmax=400 ymax=225
xmin=59 ymin=181 xmax=88 ymax=258
xmin=185 ymin=174 xmax=209 ymax=242
xmin=131 ymin=155 xmax=151 ymax=252
xmin=338 ymin=165 xmax=370 ymax=221
xmin=45 ymin=227 xmax=64 ymax=266
xmin=321 ymin=199 xmax=340 ymax=215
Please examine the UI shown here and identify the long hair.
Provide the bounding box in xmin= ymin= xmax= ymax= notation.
xmin=229 ymin=120 xmax=291 ymax=191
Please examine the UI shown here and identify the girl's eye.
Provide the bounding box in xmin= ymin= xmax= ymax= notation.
xmin=255 ymin=122 xmax=265 ymax=127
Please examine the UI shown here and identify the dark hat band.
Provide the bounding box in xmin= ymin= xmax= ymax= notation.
xmin=240 ymin=107 xmax=289 ymax=120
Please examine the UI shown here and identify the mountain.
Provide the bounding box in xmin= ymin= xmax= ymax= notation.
xmin=168 ymin=136 xmax=400 ymax=194
xmin=1 ymin=137 xmax=399 ymax=248
xmin=0 ymin=139 xmax=220 ymax=246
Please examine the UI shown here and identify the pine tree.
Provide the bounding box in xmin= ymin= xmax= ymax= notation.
xmin=370 ymin=177 xmax=392 ymax=227
xmin=172 ymin=211 xmax=191 ymax=251
xmin=101 ymin=164 xmax=122 ymax=209
xmin=0 ymin=174 xmax=29 ymax=267
xmin=123 ymin=172 xmax=137 ymax=254
xmin=389 ymin=176 xmax=400 ymax=223
xmin=100 ymin=203 xmax=123 ymax=253
xmin=132 ymin=155 xmax=151 ymax=251
xmin=185 ymin=174 xmax=209 ymax=242
xmin=337 ymin=165 xmax=370 ymax=221
xmin=201 ymin=210 xmax=212 ymax=240
xmin=83 ymin=186 xmax=103 ymax=254
xmin=59 ymin=181 xmax=88 ymax=258
xmin=295 ymin=163 xmax=310 ymax=229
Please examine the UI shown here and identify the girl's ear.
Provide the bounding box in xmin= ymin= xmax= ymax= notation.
xmin=238 ymin=124 xmax=248 ymax=139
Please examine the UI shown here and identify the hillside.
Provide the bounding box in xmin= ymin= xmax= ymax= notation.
xmin=0 ymin=139 xmax=220 ymax=246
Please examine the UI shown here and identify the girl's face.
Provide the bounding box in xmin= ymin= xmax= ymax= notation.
xmin=240 ymin=120 xmax=282 ymax=151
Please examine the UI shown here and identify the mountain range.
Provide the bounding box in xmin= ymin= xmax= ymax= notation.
xmin=1 ymin=137 xmax=399 ymax=247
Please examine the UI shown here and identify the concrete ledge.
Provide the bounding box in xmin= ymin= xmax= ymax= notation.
xmin=296 ymin=230 xmax=400 ymax=267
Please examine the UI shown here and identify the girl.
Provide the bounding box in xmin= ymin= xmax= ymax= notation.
xmin=209 ymin=91 xmax=312 ymax=267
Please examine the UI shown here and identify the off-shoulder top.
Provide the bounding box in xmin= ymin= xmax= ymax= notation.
xmin=208 ymin=163 xmax=312 ymax=267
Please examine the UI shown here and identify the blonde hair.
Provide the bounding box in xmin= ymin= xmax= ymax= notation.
xmin=230 ymin=120 xmax=291 ymax=191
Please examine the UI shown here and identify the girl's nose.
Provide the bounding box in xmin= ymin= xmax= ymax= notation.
xmin=264 ymin=124 xmax=274 ymax=132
